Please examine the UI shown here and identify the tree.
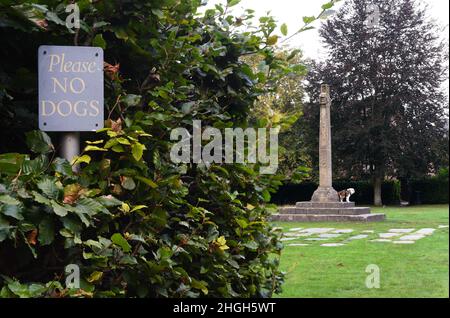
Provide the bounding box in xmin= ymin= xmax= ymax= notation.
xmin=243 ymin=50 xmax=312 ymax=181
xmin=303 ymin=0 xmax=449 ymax=205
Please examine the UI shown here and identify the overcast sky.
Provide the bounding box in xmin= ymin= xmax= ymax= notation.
xmin=203 ymin=0 xmax=449 ymax=60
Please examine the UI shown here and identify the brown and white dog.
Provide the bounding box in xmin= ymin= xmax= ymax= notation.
xmin=338 ymin=188 xmax=355 ymax=203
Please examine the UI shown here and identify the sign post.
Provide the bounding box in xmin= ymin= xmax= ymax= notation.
xmin=60 ymin=132 xmax=81 ymax=171
xmin=38 ymin=45 xmax=104 ymax=169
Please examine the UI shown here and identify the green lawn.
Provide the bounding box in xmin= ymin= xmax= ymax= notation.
xmin=273 ymin=204 xmax=449 ymax=298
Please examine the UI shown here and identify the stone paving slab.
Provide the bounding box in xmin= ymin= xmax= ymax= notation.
xmin=299 ymin=228 xmax=335 ymax=234
xmin=304 ymin=238 xmax=329 ymax=241
xmin=379 ymin=233 xmax=401 ymax=238
xmin=388 ymin=228 xmax=415 ymax=233
xmin=348 ymin=234 xmax=368 ymax=240
xmin=282 ymin=226 xmax=441 ymax=247
xmin=318 ymin=233 xmax=342 ymax=238
xmin=296 ymin=232 xmax=314 ymax=237
xmin=280 ymin=237 xmax=298 ymax=241
xmin=321 ymin=243 xmax=345 ymax=247
xmin=332 ymin=229 xmax=354 ymax=234
xmin=415 ymin=228 xmax=435 ymax=235
xmin=398 ymin=234 xmax=426 ymax=241
xmin=271 ymin=213 xmax=386 ymax=222
xmin=283 ymin=232 xmax=305 ymax=237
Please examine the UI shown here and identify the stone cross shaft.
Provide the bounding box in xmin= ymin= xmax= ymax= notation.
xmin=311 ymin=84 xmax=339 ymax=202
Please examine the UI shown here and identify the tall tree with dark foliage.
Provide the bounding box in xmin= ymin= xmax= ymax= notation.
xmin=303 ymin=0 xmax=449 ymax=205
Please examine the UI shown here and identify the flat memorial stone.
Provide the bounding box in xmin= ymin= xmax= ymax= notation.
xmin=300 ymin=228 xmax=335 ymax=234
xmin=288 ymin=243 xmax=309 ymax=247
xmin=280 ymin=237 xmax=298 ymax=241
xmin=438 ymin=225 xmax=449 ymax=229
xmin=379 ymin=233 xmax=401 ymax=238
xmin=283 ymin=232 xmax=304 ymax=237
xmin=348 ymin=234 xmax=368 ymax=240
xmin=304 ymin=238 xmax=329 ymax=241
xmin=415 ymin=228 xmax=435 ymax=235
xmin=288 ymin=227 xmax=303 ymax=232
xmin=388 ymin=228 xmax=415 ymax=233
xmin=370 ymin=239 xmax=392 ymax=243
xmin=332 ymin=229 xmax=354 ymax=234
xmin=393 ymin=241 xmax=415 ymax=244
xmin=398 ymin=234 xmax=425 ymax=241
xmin=362 ymin=230 xmax=375 ymax=233
xmin=318 ymin=233 xmax=342 ymax=238
xmin=321 ymin=243 xmax=345 ymax=247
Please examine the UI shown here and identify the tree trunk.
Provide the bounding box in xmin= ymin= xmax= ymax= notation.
xmin=373 ymin=176 xmax=383 ymax=206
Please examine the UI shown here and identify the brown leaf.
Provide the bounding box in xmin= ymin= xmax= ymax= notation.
xmin=63 ymin=194 xmax=78 ymax=204
xmin=104 ymin=62 xmax=120 ymax=80
xmin=112 ymin=184 xmax=123 ymax=196
xmin=49 ymin=290 xmax=64 ymax=298
xmin=27 ymin=229 xmax=38 ymax=245
xmin=34 ymin=19 xmax=48 ymax=30
xmin=111 ymin=118 xmax=123 ymax=133
xmin=73 ymin=289 xmax=93 ymax=298
xmin=63 ymin=184 xmax=83 ymax=204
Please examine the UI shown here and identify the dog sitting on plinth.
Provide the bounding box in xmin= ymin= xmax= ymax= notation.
xmin=338 ymin=188 xmax=355 ymax=203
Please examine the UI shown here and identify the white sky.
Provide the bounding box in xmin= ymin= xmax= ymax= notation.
xmin=203 ymin=0 xmax=449 ymax=60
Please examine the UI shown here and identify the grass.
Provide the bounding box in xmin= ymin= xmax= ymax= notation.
xmin=273 ymin=204 xmax=449 ymax=298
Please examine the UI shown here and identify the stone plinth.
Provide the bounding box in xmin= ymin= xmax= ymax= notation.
xmin=271 ymin=213 xmax=386 ymax=222
xmin=271 ymin=201 xmax=385 ymax=222
xmin=296 ymin=202 xmax=355 ymax=208
xmin=283 ymin=207 xmax=370 ymax=215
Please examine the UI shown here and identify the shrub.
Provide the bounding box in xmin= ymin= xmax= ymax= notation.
xmin=409 ymin=178 xmax=449 ymax=204
xmin=0 ymin=0 xmax=311 ymax=298
xmin=271 ymin=180 xmax=401 ymax=205
xmin=437 ymin=167 xmax=449 ymax=180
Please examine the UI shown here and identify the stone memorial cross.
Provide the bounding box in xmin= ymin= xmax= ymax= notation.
xmin=311 ymin=84 xmax=339 ymax=202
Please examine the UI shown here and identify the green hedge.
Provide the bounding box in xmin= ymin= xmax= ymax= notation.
xmin=0 ymin=0 xmax=294 ymax=298
xmin=409 ymin=178 xmax=449 ymax=204
xmin=271 ymin=180 xmax=401 ymax=205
